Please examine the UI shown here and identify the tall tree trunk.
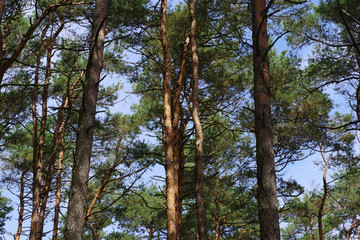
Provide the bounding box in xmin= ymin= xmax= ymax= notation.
xmin=36 ymin=21 xmax=64 ymax=239
xmin=160 ymin=1 xmax=178 ymax=239
xmin=15 ymin=169 xmax=27 ymax=240
xmin=64 ymin=0 xmax=108 ymax=238
xmin=251 ymin=0 xmax=280 ymax=239
xmin=30 ymin=24 xmax=49 ymax=240
xmin=53 ymin=70 xmax=83 ymax=240
xmin=174 ymin=36 xmax=190 ymax=240
xmin=189 ymin=0 xmax=208 ymax=239
xmin=318 ymin=143 xmax=328 ymax=240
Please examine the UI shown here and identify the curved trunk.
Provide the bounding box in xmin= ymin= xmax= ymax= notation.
xmin=189 ymin=0 xmax=208 ymax=239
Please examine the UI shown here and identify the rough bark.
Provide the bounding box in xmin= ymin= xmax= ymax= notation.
xmin=251 ymin=0 xmax=280 ymax=239
xmin=189 ymin=0 xmax=208 ymax=239
xmin=63 ymin=0 xmax=108 ymax=239
xmin=318 ymin=143 xmax=328 ymax=240
xmin=15 ymin=169 xmax=27 ymax=240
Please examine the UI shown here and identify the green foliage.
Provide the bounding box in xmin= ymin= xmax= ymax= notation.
xmin=0 ymin=192 xmax=13 ymax=235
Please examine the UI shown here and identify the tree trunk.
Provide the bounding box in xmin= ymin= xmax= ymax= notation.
xmin=64 ymin=0 xmax=108 ymax=239
xmin=174 ymin=36 xmax=190 ymax=240
xmin=15 ymin=169 xmax=27 ymax=240
xmin=160 ymin=1 xmax=178 ymax=239
xmin=52 ymin=147 xmax=64 ymax=240
xmin=30 ymin=24 xmax=49 ymax=240
xmin=251 ymin=0 xmax=280 ymax=239
xmin=189 ymin=0 xmax=208 ymax=239
xmin=36 ymin=22 xmax=64 ymax=239
xmin=53 ymin=70 xmax=83 ymax=240
xmin=318 ymin=143 xmax=328 ymax=240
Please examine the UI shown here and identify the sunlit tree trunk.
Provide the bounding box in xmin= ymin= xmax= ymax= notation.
xmin=251 ymin=0 xmax=280 ymax=239
xmin=160 ymin=1 xmax=178 ymax=239
xmin=64 ymin=0 xmax=108 ymax=238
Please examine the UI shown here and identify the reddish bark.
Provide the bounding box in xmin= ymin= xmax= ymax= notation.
xmin=160 ymin=1 xmax=178 ymax=239
xmin=251 ymin=0 xmax=280 ymax=239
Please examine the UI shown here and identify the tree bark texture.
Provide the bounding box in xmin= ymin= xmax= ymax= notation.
xmin=251 ymin=0 xmax=280 ymax=239
xmin=64 ymin=0 xmax=108 ymax=239
xmin=189 ymin=0 xmax=208 ymax=239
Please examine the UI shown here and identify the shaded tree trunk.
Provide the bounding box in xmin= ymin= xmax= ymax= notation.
xmin=64 ymin=0 xmax=108 ymax=238
xmin=30 ymin=24 xmax=50 ymax=240
xmin=318 ymin=143 xmax=328 ymax=240
xmin=15 ymin=169 xmax=27 ymax=240
xmin=174 ymin=36 xmax=190 ymax=240
xmin=251 ymin=0 xmax=280 ymax=239
xmin=53 ymin=70 xmax=83 ymax=240
xmin=189 ymin=0 xmax=208 ymax=239
xmin=36 ymin=21 xmax=65 ymax=239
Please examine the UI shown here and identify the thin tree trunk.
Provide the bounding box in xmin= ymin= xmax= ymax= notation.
xmin=53 ymin=70 xmax=83 ymax=240
xmin=318 ymin=143 xmax=328 ymax=240
xmin=15 ymin=169 xmax=27 ymax=240
xmin=189 ymin=0 xmax=208 ymax=239
xmin=251 ymin=0 xmax=280 ymax=239
xmin=174 ymin=36 xmax=190 ymax=240
xmin=64 ymin=0 xmax=108 ymax=238
xmin=176 ymin=121 xmax=186 ymax=240
xmin=160 ymin=1 xmax=178 ymax=239
xmin=30 ymin=24 xmax=49 ymax=240
xmin=36 ymin=21 xmax=64 ymax=239
xmin=52 ymin=146 xmax=64 ymax=240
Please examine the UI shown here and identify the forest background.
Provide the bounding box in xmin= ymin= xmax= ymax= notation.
xmin=0 ymin=0 xmax=359 ymax=239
